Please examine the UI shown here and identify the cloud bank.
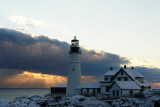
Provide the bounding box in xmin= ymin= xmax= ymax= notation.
xmin=0 ymin=28 xmax=129 ymax=76
xmin=0 ymin=28 xmax=160 ymax=88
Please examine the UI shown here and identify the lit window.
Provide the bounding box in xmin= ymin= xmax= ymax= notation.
xmin=72 ymin=42 xmax=76 ymax=46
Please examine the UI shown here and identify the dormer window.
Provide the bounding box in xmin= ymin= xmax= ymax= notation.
xmin=140 ymin=78 xmax=144 ymax=83
xmin=105 ymin=77 xmax=108 ymax=81
xmin=118 ymin=78 xmax=121 ymax=81
xmin=136 ymin=77 xmax=144 ymax=83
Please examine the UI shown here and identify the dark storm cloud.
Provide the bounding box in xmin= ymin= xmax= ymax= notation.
xmin=135 ymin=67 xmax=160 ymax=83
xmin=0 ymin=28 xmax=69 ymax=75
xmin=0 ymin=28 xmax=160 ymax=88
xmin=0 ymin=28 xmax=129 ymax=76
xmin=81 ymin=50 xmax=129 ymax=75
xmin=0 ymin=28 xmax=36 ymax=45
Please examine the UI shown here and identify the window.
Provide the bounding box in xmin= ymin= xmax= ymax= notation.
xmin=111 ymin=77 xmax=114 ymax=81
xmin=97 ymin=89 xmax=100 ymax=93
xmin=87 ymin=89 xmax=89 ymax=93
xmin=105 ymin=77 xmax=108 ymax=81
xmin=71 ymin=42 xmax=76 ymax=46
xmin=113 ymin=90 xmax=115 ymax=96
xmin=93 ymin=89 xmax=95 ymax=93
xmin=73 ymin=68 xmax=74 ymax=71
xmin=121 ymin=71 xmax=123 ymax=75
xmin=116 ymin=90 xmax=119 ymax=96
xmin=140 ymin=78 xmax=144 ymax=83
xmin=125 ymin=78 xmax=128 ymax=81
xmin=106 ymin=86 xmax=109 ymax=92
xmin=118 ymin=78 xmax=121 ymax=81
xmin=142 ymin=78 xmax=144 ymax=83
xmin=130 ymin=90 xmax=133 ymax=95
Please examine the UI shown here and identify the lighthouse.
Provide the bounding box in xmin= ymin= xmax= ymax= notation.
xmin=66 ymin=36 xmax=81 ymax=95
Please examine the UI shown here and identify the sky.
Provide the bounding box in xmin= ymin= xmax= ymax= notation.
xmin=0 ymin=0 xmax=160 ymax=88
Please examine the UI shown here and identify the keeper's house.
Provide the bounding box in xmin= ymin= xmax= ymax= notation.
xmin=76 ymin=65 xmax=151 ymax=97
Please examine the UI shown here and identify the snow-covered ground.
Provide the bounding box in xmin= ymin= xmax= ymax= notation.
xmin=0 ymin=94 xmax=110 ymax=107
xmin=1 ymin=88 xmax=160 ymax=107
xmin=111 ymin=96 xmax=160 ymax=107
xmin=112 ymin=88 xmax=160 ymax=107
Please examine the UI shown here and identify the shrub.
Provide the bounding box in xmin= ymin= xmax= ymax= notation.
xmin=78 ymin=98 xmax=85 ymax=102
xmin=54 ymin=96 xmax=62 ymax=102
xmin=134 ymin=93 xmax=145 ymax=99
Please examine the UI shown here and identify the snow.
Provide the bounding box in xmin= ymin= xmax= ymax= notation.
xmin=112 ymin=95 xmax=160 ymax=107
xmin=77 ymin=82 xmax=100 ymax=89
xmin=104 ymin=70 xmax=118 ymax=76
xmin=59 ymin=95 xmax=109 ymax=107
xmin=135 ymin=79 xmax=150 ymax=87
xmin=124 ymin=68 xmax=143 ymax=78
xmin=103 ymin=68 xmax=143 ymax=78
xmin=0 ymin=99 xmax=11 ymax=107
xmin=51 ymin=84 xmax=66 ymax=88
xmin=115 ymin=81 xmax=141 ymax=89
xmin=0 ymin=94 xmax=110 ymax=107
xmin=1 ymin=89 xmax=160 ymax=107
xmin=122 ymin=68 xmax=150 ymax=87
xmin=143 ymin=88 xmax=160 ymax=97
xmin=112 ymin=88 xmax=160 ymax=107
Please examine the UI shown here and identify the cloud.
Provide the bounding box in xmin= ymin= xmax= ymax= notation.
xmin=0 ymin=28 xmax=160 ymax=88
xmin=9 ymin=15 xmax=43 ymax=27
xmin=0 ymin=70 xmax=100 ymax=88
xmin=128 ymin=58 xmax=160 ymax=68
xmin=8 ymin=15 xmax=72 ymax=36
xmin=150 ymin=83 xmax=160 ymax=88
xmin=135 ymin=66 xmax=160 ymax=83
xmin=81 ymin=50 xmax=129 ymax=75
xmin=0 ymin=70 xmax=68 ymax=88
xmin=0 ymin=28 xmax=129 ymax=76
xmin=9 ymin=15 xmax=44 ymax=33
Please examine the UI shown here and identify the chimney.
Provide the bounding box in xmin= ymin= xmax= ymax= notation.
xmin=131 ymin=66 xmax=134 ymax=70
xmin=124 ymin=65 xmax=126 ymax=69
xmin=110 ymin=67 xmax=113 ymax=70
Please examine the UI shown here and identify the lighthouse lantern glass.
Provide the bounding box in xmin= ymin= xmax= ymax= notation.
xmin=71 ymin=41 xmax=76 ymax=47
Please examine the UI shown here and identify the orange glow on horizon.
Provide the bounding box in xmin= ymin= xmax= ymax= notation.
xmin=2 ymin=71 xmax=98 ymax=88
xmin=4 ymin=71 xmax=68 ymax=88
xmin=81 ymin=76 xmax=98 ymax=83
xmin=4 ymin=71 xmax=160 ymax=89
xmin=150 ymin=83 xmax=160 ymax=88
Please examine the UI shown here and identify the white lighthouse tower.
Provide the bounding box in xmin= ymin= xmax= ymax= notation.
xmin=66 ymin=36 xmax=81 ymax=95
